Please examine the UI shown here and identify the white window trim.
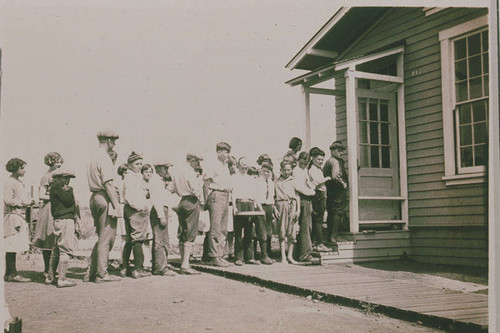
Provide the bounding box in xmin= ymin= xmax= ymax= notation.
xmin=439 ymin=15 xmax=488 ymax=186
xmin=423 ymin=8 xmax=445 ymax=17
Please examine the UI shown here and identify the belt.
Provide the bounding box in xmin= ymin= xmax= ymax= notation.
xmin=298 ymin=193 xmax=314 ymax=200
xmin=236 ymin=199 xmax=254 ymax=203
xmin=181 ymin=195 xmax=198 ymax=200
xmin=210 ymin=188 xmax=229 ymax=193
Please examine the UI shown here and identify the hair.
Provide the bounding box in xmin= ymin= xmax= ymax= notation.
xmin=308 ymin=147 xmax=325 ymax=169
xmin=280 ymin=160 xmax=292 ymax=170
xmin=298 ymin=151 xmax=310 ymax=161
xmin=141 ymin=164 xmax=153 ymax=174
xmin=117 ymin=164 xmax=128 ymax=177
xmin=288 ymin=137 xmax=302 ymax=150
xmin=257 ymin=154 xmax=273 ymax=166
xmin=6 ymin=158 xmax=26 ymax=173
xmin=247 ymin=167 xmax=258 ymax=176
xmin=260 ymin=162 xmax=273 ymax=172
xmin=44 ymin=152 xmax=63 ymax=167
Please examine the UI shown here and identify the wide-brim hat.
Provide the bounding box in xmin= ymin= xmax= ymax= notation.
xmin=52 ymin=169 xmax=76 ymax=178
xmin=329 ymin=141 xmax=346 ymax=151
xmin=97 ymin=130 xmax=119 ymax=140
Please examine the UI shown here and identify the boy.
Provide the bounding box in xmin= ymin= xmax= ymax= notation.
xmin=48 ymin=169 xmax=80 ymax=288
xmin=274 ymin=160 xmax=300 ymax=264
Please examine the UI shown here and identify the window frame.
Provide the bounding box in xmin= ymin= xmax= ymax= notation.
xmin=439 ymin=15 xmax=488 ymax=186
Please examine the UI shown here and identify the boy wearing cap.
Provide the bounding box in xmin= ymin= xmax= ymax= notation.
xmin=324 ymin=141 xmax=348 ymax=243
xmin=47 ymin=169 xmax=80 ymax=288
xmin=149 ymin=161 xmax=177 ymax=276
xmin=202 ymin=142 xmax=232 ymax=267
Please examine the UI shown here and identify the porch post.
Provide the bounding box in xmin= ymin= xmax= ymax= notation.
xmin=397 ymin=52 xmax=409 ymax=230
xmin=302 ymin=85 xmax=311 ymax=150
xmin=344 ymin=67 xmax=359 ymax=233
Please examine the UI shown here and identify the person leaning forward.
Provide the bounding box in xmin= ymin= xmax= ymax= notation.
xmin=202 ymin=142 xmax=232 ymax=267
xmin=169 ymin=153 xmax=204 ymax=275
xmin=84 ymin=130 xmax=122 ymax=283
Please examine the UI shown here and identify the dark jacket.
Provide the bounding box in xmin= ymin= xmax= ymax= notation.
xmin=50 ymin=182 xmax=76 ymax=220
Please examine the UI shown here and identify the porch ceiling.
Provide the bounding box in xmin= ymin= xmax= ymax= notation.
xmin=286 ymin=7 xmax=391 ymax=71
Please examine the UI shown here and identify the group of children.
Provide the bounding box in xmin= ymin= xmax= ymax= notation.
xmin=3 ymin=135 xmax=349 ymax=286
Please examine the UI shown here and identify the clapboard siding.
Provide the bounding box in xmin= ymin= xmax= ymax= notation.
xmin=328 ymin=7 xmax=488 ymax=266
xmin=410 ymin=227 xmax=488 ymax=267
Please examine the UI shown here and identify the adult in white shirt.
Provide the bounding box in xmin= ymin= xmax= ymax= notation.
xmin=202 ymin=142 xmax=232 ymax=267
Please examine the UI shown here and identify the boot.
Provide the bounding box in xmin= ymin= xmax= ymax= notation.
xmin=57 ymin=260 xmax=77 ymax=288
xmin=259 ymin=240 xmax=273 ymax=265
xmin=45 ymin=249 xmax=58 ymax=285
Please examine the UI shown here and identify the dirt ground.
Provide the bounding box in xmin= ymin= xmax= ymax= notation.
xmin=5 ymin=254 xmax=444 ymax=333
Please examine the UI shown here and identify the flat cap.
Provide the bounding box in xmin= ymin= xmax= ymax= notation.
xmin=216 ymin=142 xmax=231 ymax=152
xmin=52 ymin=168 xmax=76 ymax=178
xmin=329 ymin=141 xmax=346 ymax=150
xmin=97 ymin=130 xmax=119 ymax=139
xmin=154 ymin=160 xmax=174 ymax=167
xmin=186 ymin=152 xmax=203 ymax=161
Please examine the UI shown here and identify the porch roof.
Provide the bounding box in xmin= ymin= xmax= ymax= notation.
xmin=285 ymin=7 xmax=391 ymax=71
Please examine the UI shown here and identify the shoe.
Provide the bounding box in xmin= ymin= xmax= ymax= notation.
xmin=260 ymin=257 xmax=274 ymax=265
xmin=161 ymin=269 xmax=178 ymax=277
xmin=208 ymin=258 xmax=229 ymax=267
xmin=234 ymin=259 xmax=244 ymax=266
xmin=44 ymin=275 xmax=56 ymax=285
xmin=5 ymin=275 xmax=31 ymax=283
xmin=219 ymin=257 xmax=233 ymax=266
xmin=179 ymin=267 xmax=201 ymax=275
xmin=95 ymin=274 xmax=122 ymax=283
xmin=131 ymin=270 xmax=142 ymax=279
xmin=316 ymin=244 xmax=331 ymax=252
xmin=120 ymin=269 xmax=131 ymax=278
xmin=246 ymin=259 xmax=261 ymax=265
xmin=57 ymin=279 xmax=77 ymax=288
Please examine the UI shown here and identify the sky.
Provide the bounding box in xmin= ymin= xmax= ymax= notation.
xmin=0 ymin=0 xmax=490 ymax=203
xmin=0 ymin=0 xmax=340 ymax=203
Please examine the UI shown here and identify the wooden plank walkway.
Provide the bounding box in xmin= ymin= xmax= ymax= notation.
xmin=188 ymin=262 xmax=488 ymax=333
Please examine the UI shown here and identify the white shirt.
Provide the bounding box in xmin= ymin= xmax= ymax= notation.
xmin=255 ymin=176 xmax=275 ymax=205
xmin=169 ymin=164 xmax=203 ymax=201
xmin=123 ymin=171 xmax=150 ymax=211
xmin=203 ymin=158 xmax=231 ymax=191
xmin=293 ymin=167 xmax=316 ymax=197
xmin=232 ymin=173 xmax=256 ymax=201
xmin=150 ymin=173 xmax=177 ymax=219
xmin=308 ymin=165 xmax=329 ymax=192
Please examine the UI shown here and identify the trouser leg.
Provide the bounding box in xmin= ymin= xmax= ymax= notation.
xmin=207 ymin=192 xmax=229 ymax=258
xmin=297 ymin=199 xmax=313 ymax=260
xmin=42 ymin=250 xmax=51 ymax=274
xmin=47 ymin=247 xmax=59 ymax=281
xmin=243 ymin=218 xmax=254 ymax=261
xmin=5 ymin=253 xmax=16 ymax=277
xmin=233 ymin=216 xmax=244 ymax=261
xmin=132 ymin=242 xmax=144 ymax=270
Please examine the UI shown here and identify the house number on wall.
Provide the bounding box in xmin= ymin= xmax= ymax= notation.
xmin=411 ymin=69 xmax=422 ymax=76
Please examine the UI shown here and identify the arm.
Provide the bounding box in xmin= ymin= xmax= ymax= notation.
xmin=105 ymin=180 xmax=122 ymax=211
xmin=3 ymin=181 xmax=23 ymax=207
xmin=330 ymin=159 xmax=348 ymax=188
xmin=150 ymin=177 xmax=166 ymax=220
xmin=39 ymin=184 xmax=50 ymax=201
xmin=309 ymin=167 xmax=331 ymax=188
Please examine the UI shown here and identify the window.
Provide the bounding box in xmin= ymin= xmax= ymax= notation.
xmin=440 ymin=16 xmax=488 ymax=186
xmin=358 ymin=98 xmax=391 ymax=168
xmin=453 ymin=30 xmax=489 ymax=173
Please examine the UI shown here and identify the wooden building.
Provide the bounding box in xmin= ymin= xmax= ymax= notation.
xmin=286 ymin=7 xmax=489 ymax=267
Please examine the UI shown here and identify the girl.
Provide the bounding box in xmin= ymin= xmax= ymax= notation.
xmin=274 ymin=160 xmax=300 ymax=264
xmin=33 ymin=152 xmax=63 ymax=281
xmin=122 ymin=152 xmax=151 ymax=279
xmin=308 ymin=147 xmax=331 ymax=252
xmin=4 ymin=158 xmax=34 ymax=282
